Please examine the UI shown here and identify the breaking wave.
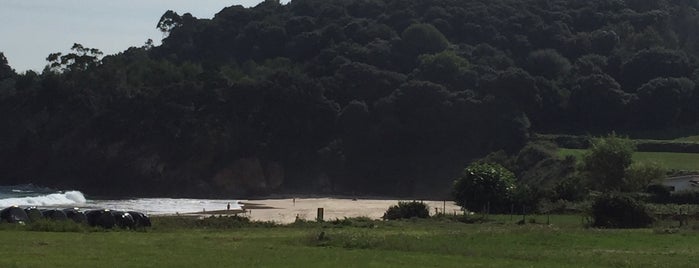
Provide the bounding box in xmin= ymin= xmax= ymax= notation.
xmin=0 ymin=190 xmax=87 ymax=207
xmin=0 ymin=185 xmax=241 ymax=214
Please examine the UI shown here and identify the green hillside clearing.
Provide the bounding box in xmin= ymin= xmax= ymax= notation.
xmin=559 ymin=149 xmax=699 ymax=171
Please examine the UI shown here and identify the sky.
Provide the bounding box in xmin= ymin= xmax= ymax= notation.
xmin=0 ymin=0 xmax=276 ymax=72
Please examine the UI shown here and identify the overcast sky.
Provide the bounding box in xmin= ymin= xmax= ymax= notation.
xmin=0 ymin=0 xmax=280 ymax=72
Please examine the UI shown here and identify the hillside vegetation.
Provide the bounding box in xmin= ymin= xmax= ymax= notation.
xmin=2 ymin=0 xmax=699 ymax=197
xmin=560 ymin=148 xmax=699 ymax=171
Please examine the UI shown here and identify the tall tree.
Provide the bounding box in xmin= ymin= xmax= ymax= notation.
xmin=580 ymin=134 xmax=635 ymax=192
xmin=633 ymin=77 xmax=695 ymax=128
xmin=46 ymin=43 xmax=103 ymax=72
xmin=400 ymin=23 xmax=449 ymax=56
xmin=157 ymin=10 xmax=183 ymax=35
xmin=452 ymin=162 xmax=516 ymax=213
xmin=569 ymin=74 xmax=631 ymax=129
xmin=0 ymin=52 xmax=15 ymax=80
xmin=525 ymin=49 xmax=571 ymax=79
xmin=620 ymin=48 xmax=693 ymax=91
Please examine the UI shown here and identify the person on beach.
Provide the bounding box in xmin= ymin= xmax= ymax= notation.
xmin=227 ymin=202 xmax=231 ymax=211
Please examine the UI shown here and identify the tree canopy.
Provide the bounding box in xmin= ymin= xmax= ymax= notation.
xmin=452 ymin=163 xmax=516 ymax=213
xmin=1 ymin=0 xmax=699 ymax=197
xmin=580 ymin=134 xmax=635 ymax=192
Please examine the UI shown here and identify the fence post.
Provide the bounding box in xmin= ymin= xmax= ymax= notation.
xmin=317 ymin=208 xmax=324 ymax=222
xmin=443 ymin=200 xmax=446 ymax=216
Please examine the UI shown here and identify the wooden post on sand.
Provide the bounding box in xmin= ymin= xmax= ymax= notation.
xmin=317 ymin=208 xmax=324 ymax=222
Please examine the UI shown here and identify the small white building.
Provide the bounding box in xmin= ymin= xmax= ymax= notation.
xmin=661 ymin=175 xmax=699 ymax=192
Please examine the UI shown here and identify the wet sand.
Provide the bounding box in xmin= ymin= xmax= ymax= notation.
xmin=192 ymin=198 xmax=461 ymax=224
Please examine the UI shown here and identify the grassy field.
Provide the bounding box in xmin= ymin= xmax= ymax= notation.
xmin=674 ymin=135 xmax=699 ymax=142
xmin=2 ymin=215 xmax=699 ymax=267
xmin=559 ymin=148 xmax=699 ymax=171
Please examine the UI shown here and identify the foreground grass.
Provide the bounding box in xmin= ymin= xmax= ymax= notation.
xmin=1 ymin=215 xmax=699 ymax=267
xmin=559 ymin=148 xmax=699 ymax=171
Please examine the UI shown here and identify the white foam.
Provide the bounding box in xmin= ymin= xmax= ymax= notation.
xmin=0 ymin=186 xmax=241 ymax=215
xmin=0 ymin=190 xmax=87 ymax=207
xmin=85 ymin=199 xmax=243 ymax=215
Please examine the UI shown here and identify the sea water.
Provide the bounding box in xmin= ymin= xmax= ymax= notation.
xmin=0 ymin=185 xmax=241 ymax=214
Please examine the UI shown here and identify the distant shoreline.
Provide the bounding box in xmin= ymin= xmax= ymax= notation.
xmin=184 ymin=197 xmax=460 ymax=223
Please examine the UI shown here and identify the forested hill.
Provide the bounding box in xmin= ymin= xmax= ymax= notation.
xmin=1 ymin=0 xmax=699 ymax=198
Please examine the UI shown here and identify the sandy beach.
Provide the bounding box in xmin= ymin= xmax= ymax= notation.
xmin=193 ymin=198 xmax=461 ymax=223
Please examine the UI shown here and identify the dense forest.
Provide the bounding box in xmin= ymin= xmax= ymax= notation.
xmin=1 ymin=0 xmax=699 ymax=198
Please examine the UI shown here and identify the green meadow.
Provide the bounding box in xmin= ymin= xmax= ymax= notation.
xmin=1 ymin=216 xmax=699 ymax=268
xmin=559 ymin=148 xmax=699 ymax=171
xmin=674 ymin=135 xmax=699 ymax=142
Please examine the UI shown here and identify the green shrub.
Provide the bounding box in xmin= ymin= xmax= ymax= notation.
xmin=382 ymin=201 xmax=430 ymax=220
xmin=452 ymin=163 xmax=516 ymax=213
xmin=552 ymin=176 xmax=589 ymax=202
xmin=591 ymin=193 xmax=655 ymax=228
xmin=623 ymin=161 xmax=665 ymax=192
xmin=580 ymin=133 xmax=635 ymax=192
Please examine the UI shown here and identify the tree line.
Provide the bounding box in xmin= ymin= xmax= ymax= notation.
xmin=1 ymin=0 xmax=699 ymax=197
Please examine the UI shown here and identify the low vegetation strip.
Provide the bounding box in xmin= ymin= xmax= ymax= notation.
xmin=536 ymin=134 xmax=699 ymax=153
xmin=675 ymin=135 xmax=699 ymax=142
xmin=559 ymin=149 xmax=699 ymax=171
xmin=634 ymin=140 xmax=699 ymax=154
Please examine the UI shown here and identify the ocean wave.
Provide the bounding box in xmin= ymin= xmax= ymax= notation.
xmin=0 ymin=190 xmax=87 ymax=207
xmin=86 ymin=198 xmax=242 ymax=215
xmin=0 ymin=185 xmax=241 ymax=214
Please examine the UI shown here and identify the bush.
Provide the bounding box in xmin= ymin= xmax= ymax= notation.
xmin=581 ymin=133 xmax=635 ymax=191
xmin=623 ymin=161 xmax=665 ymax=192
xmin=382 ymin=201 xmax=430 ymax=220
xmin=452 ymin=163 xmax=516 ymax=213
xmin=591 ymin=193 xmax=655 ymax=228
xmin=552 ymin=176 xmax=589 ymax=202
